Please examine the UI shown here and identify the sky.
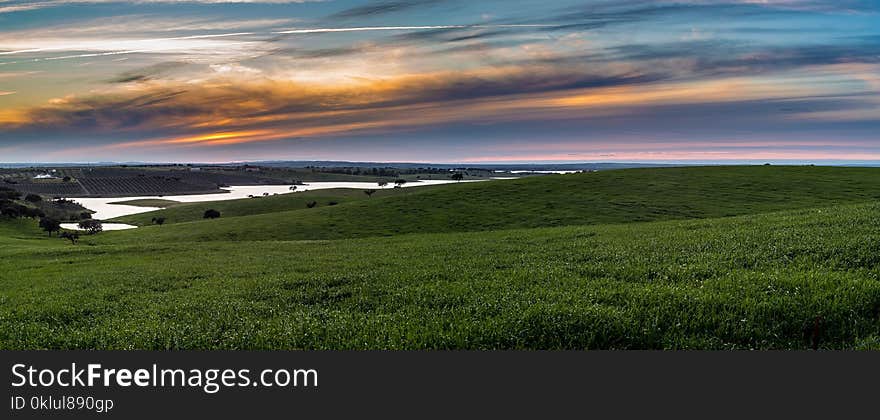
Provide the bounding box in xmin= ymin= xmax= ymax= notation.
xmin=0 ymin=0 xmax=878 ymax=164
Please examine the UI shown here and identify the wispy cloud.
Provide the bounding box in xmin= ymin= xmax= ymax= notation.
xmin=274 ymin=24 xmax=548 ymax=35
xmin=1 ymin=0 xmax=878 ymax=162
xmin=329 ymin=0 xmax=450 ymax=19
xmin=2 ymin=59 xmax=873 ymax=150
xmin=0 ymin=22 xmax=547 ymax=66
xmin=0 ymin=0 xmax=323 ymax=14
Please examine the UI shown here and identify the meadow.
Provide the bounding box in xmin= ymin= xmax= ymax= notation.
xmin=1 ymin=166 xmax=879 ymax=349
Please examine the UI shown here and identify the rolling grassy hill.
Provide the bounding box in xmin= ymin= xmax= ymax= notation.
xmin=108 ymin=165 xmax=880 ymax=243
xmin=111 ymin=186 xmax=426 ymax=226
xmin=2 ymin=165 xmax=880 ymax=350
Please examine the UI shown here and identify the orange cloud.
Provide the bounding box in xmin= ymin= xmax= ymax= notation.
xmin=2 ymin=61 xmax=876 ymax=157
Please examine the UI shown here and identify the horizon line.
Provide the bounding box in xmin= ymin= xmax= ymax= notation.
xmin=3 ymin=159 xmax=880 ymax=167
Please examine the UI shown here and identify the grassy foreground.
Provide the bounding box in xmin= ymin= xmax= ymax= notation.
xmin=1 ymin=166 xmax=880 ymax=349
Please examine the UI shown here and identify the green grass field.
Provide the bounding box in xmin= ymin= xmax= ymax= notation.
xmin=112 ymin=186 xmax=427 ymax=226
xmin=107 ymin=199 xmax=182 ymax=208
xmin=2 ymin=166 xmax=880 ymax=349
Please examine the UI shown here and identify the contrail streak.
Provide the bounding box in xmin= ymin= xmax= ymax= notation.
xmin=0 ymin=24 xmax=549 ymax=64
xmin=0 ymin=32 xmax=256 ymax=56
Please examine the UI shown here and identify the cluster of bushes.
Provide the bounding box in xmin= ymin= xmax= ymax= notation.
xmin=42 ymin=197 xmax=92 ymax=221
xmin=1 ymin=189 xmax=94 ymax=222
xmin=303 ymin=166 xmax=485 ymax=178
xmin=71 ymin=212 xmax=93 ymax=221
xmin=0 ymin=201 xmax=45 ymax=219
xmin=0 ymin=201 xmax=46 ymax=219
xmin=1 ymin=188 xmax=46 ymax=219
xmin=307 ymin=166 xmax=400 ymax=177
xmin=0 ymin=187 xmax=22 ymax=201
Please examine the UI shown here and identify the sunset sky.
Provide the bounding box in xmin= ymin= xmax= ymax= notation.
xmin=0 ymin=0 xmax=878 ymax=163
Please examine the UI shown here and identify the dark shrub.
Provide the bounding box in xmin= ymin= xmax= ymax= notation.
xmin=1 ymin=205 xmax=21 ymax=218
xmin=60 ymin=231 xmax=79 ymax=244
xmin=0 ymin=187 xmax=21 ymax=200
xmin=24 ymin=194 xmax=42 ymax=203
xmin=204 ymin=209 xmax=221 ymax=219
xmin=24 ymin=207 xmax=45 ymax=218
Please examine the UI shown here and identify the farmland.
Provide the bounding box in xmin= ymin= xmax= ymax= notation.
xmin=1 ymin=166 xmax=880 ymax=349
xmin=0 ymin=165 xmax=500 ymax=198
xmin=1 ymin=166 xmax=295 ymax=197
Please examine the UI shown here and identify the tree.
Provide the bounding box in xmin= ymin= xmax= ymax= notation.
xmin=378 ymin=181 xmax=388 ymax=189
xmin=60 ymin=231 xmax=79 ymax=245
xmin=306 ymin=201 xmax=317 ymax=208
xmin=62 ymin=176 xmax=71 ymax=182
xmin=394 ymin=179 xmax=407 ymax=187
xmin=203 ymin=209 xmax=221 ymax=219
xmin=78 ymin=219 xmax=103 ymax=234
xmin=451 ymin=173 xmax=464 ymax=182
xmin=364 ymin=189 xmax=376 ymax=198
xmin=152 ymin=217 xmax=166 ymax=226
xmin=39 ymin=217 xmax=61 ymax=236
xmin=24 ymin=194 xmax=42 ymax=203
xmin=79 ymin=212 xmax=92 ymax=220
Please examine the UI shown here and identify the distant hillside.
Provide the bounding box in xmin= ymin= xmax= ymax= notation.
xmin=105 ymin=165 xmax=880 ymax=243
